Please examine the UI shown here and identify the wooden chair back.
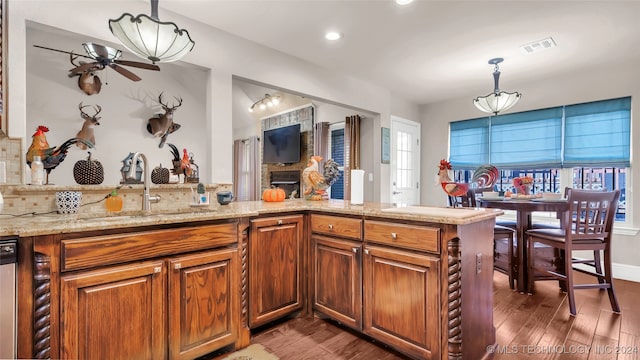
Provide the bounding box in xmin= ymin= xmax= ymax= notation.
xmin=564 ymin=188 xmax=620 ymax=244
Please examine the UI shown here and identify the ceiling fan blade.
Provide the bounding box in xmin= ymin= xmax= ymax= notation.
xmin=69 ymin=62 xmax=100 ymax=74
xmin=113 ymin=60 xmax=160 ymax=71
xmin=109 ymin=64 xmax=142 ymax=81
xmin=33 ymin=45 xmax=93 ymax=60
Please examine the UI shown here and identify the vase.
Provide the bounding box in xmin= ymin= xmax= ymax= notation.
xmin=515 ymin=184 xmax=532 ymax=195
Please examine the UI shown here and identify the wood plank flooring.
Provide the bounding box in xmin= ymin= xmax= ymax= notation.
xmin=212 ymin=272 xmax=640 ymax=359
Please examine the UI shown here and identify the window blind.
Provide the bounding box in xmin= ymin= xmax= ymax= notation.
xmin=449 ymin=118 xmax=489 ymax=168
xmin=449 ymin=96 xmax=631 ymax=169
xmin=564 ymin=97 xmax=631 ymax=167
xmin=490 ymin=107 xmax=562 ymax=169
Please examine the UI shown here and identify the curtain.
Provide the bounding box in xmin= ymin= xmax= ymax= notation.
xmin=314 ymin=122 xmax=330 ymax=169
xmin=233 ymin=136 xmax=261 ymax=201
xmin=344 ymin=115 xmax=361 ymax=200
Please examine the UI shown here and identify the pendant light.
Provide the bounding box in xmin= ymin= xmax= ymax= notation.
xmin=473 ymin=58 xmax=521 ymax=115
xmin=109 ymin=0 xmax=195 ymax=64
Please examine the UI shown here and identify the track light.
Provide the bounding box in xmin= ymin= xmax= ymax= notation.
xmin=248 ymin=93 xmax=281 ymax=113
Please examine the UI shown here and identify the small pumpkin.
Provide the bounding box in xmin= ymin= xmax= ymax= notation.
xmin=151 ymin=164 xmax=170 ymax=184
xmin=262 ymin=187 xmax=286 ymax=202
xmin=73 ymin=152 xmax=104 ymax=184
xmin=105 ymin=189 xmax=123 ymax=212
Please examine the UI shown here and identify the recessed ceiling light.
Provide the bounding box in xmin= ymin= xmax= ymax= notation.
xmin=325 ymin=31 xmax=343 ymax=41
xmin=395 ymin=0 xmax=414 ymax=5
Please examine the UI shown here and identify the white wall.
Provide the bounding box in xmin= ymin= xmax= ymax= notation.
xmin=26 ymin=24 xmax=208 ymax=185
xmin=420 ymin=60 xmax=640 ymax=269
xmin=8 ymin=0 xmax=418 ymax=201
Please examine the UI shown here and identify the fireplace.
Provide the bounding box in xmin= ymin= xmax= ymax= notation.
xmin=270 ymin=170 xmax=301 ymax=199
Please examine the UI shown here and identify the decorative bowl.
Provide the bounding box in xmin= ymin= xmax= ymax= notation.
xmin=55 ymin=191 xmax=82 ymax=214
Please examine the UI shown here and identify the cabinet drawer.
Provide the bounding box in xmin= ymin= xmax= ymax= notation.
xmin=62 ymin=223 xmax=237 ymax=271
xmin=364 ymin=220 xmax=439 ymax=253
xmin=311 ymin=214 xmax=362 ymax=240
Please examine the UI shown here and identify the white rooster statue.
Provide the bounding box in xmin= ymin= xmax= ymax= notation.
xmin=302 ymin=156 xmax=340 ymax=200
xmin=437 ymin=159 xmax=499 ymax=197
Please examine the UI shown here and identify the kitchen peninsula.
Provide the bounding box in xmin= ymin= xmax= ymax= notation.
xmin=5 ymin=199 xmax=502 ymax=360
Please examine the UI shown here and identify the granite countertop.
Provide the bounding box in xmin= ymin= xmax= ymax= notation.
xmin=0 ymin=199 xmax=503 ymax=237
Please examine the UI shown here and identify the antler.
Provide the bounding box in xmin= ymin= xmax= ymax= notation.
xmin=158 ymin=92 xmax=183 ymax=111
xmin=79 ymin=102 xmax=102 ymax=121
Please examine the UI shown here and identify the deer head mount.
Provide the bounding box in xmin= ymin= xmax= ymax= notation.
xmin=76 ymin=102 xmax=102 ymax=149
xmin=69 ymin=54 xmax=102 ymax=95
xmin=147 ymin=92 xmax=182 ymax=148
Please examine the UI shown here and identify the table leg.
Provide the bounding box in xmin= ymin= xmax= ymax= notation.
xmin=516 ymin=211 xmax=533 ymax=293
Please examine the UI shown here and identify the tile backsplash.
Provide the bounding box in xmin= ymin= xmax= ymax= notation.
xmin=0 ymin=132 xmax=22 ymax=184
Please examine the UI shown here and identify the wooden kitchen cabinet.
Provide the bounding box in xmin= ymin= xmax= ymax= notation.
xmin=60 ymin=260 xmax=167 ymax=360
xmin=363 ymin=244 xmax=440 ymax=360
xmin=249 ymin=215 xmax=304 ymax=328
xmin=310 ymin=214 xmax=363 ymax=330
xmin=168 ymin=248 xmax=238 ymax=360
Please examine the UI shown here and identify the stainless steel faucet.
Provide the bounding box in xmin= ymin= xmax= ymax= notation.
xmin=127 ymin=152 xmax=161 ymax=211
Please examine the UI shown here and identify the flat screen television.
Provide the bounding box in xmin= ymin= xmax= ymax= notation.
xmin=262 ymin=123 xmax=301 ymax=164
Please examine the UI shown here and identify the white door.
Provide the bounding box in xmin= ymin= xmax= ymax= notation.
xmin=390 ymin=117 xmax=421 ymax=206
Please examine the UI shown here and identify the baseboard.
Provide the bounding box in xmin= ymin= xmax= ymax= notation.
xmin=574 ymin=262 xmax=640 ymax=283
xmin=612 ymin=262 xmax=640 ymax=282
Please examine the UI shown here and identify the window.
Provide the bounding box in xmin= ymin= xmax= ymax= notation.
xmin=329 ymin=124 xmax=345 ymax=199
xmin=449 ymin=97 xmax=631 ymax=223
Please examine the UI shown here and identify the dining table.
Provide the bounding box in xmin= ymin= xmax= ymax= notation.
xmin=478 ymin=196 xmax=569 ymax=293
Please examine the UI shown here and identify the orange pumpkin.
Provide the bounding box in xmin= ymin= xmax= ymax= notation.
xmin=105 ymin=190 xmax=123 ymax=212
xmin=262 ymin=187 xmax=286 ymax=202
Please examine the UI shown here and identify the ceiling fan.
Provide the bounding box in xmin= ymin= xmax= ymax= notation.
xmin=34 ymin=42 xmax=160 ymax=82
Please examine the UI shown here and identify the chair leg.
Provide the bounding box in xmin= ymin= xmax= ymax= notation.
xmin=508 ymin=234 xmax=515 ymax=290
xmin=527 ymin=238 xmax=535 ymax=294
xmin=593 ymin=250 xmax=605 ymax=284
xmin=603 ymin=250 xmax=620 ymax=313
xmin=565 ymin=251 xmax=577 ymax=316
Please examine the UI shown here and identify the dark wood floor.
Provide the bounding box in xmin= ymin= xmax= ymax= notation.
xmin=216 ymin=272 xmax=640 ymax=360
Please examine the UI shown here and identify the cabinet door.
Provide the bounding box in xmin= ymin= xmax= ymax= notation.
xmin=312 ymin=235 xmax=362 ymax=330
xmin=249 ymin=215 xmax=303 ymax=328
xmin=363 ymin=245 xmax=440 ymax=360
xmin=168 ymin=248 xmax=238 ymax=360
xmin=61 ymin=261 xmax=166 ymax=360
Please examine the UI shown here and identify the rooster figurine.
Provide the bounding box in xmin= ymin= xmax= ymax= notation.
xmin=437 ymin=159 xmax=499 ymax=197
xmin=302 ymin=156 xmax=340 ymax=200
xmin=26 ymin=125 xmax=94 ymax=184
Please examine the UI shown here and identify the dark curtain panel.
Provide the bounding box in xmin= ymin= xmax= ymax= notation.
xmin=233 ymin=136 xmax=261 ymax=201
xmin=314 ymin=122 xmax=330 ymax=169
xmin=344 ymin=115 xmax=361 ymax=200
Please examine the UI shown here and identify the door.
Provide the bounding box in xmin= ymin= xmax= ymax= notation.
xmin=60 ymin=260 xmax=166 ymax=360
xmin=249 ymin=215 xmax=304 ymax=328
xmin=363 ymin=245 xmax=440 ymax=360
xmin=168 ymin=249 xmax=238 ymax=360
xmin=390 ymin=116 xmax=421 ymax=206
xmin=312 ymin=235 xmax=362 ymax=330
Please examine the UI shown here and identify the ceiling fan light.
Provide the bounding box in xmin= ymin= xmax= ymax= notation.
xmin=83 ymin=42 xmax=121 ymax=60
xmin=109 ymin=9 xmax=194 ymax=64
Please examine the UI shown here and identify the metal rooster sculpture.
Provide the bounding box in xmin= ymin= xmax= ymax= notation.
xmin=437 ymin=159 xmax=499 ymax=197
xmin=302 ymin=156 xmax=340 ymax=200
xmin=26 ymin=125 xmax=94 ymax=184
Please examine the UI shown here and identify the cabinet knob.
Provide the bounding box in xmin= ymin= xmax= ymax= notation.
xmin=328 ymin=224 xmax=334 ymax=230
xmin=391 ymin=232 xmax=397 ymax=240
xmin=364 ymin=249 xmax=370 ymax=255
xmin=277 ymin=219 xmax=283 ymax=225
xmin=154 ymin=266 xmax=162 ymax=273
xmin=174 ymin=263 xmax=181 ymax=270
xmin=352 ymin=247 xmax=358 ymax=253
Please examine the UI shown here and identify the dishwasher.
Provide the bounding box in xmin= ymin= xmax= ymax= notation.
xmin=0 ymin=236 xmax=18 ymax=359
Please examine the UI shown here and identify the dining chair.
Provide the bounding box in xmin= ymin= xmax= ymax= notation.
xmin=449 ymin=189 xmax=517 ymax=289
xmin=526 ymin=188 xmax=620 ymax=316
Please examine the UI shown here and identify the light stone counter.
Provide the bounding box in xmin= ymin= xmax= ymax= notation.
xmin=0 ymin=199 xmax=503 ymax=237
